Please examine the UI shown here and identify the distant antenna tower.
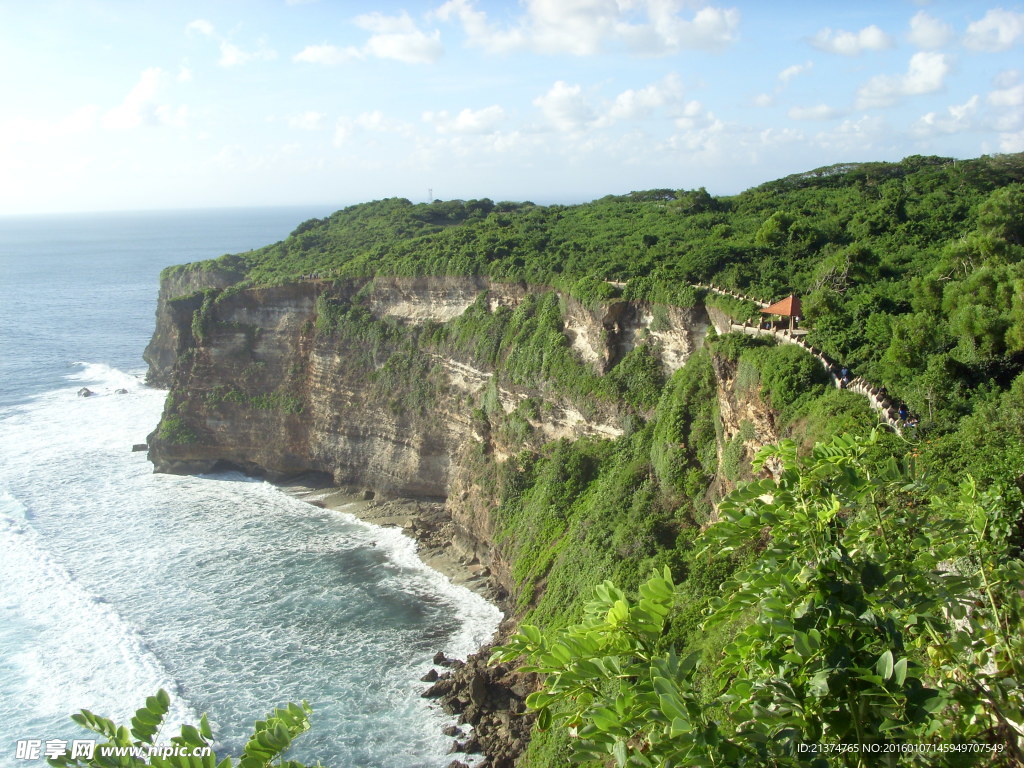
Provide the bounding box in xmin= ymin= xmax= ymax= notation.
xmin=428 ymin=188 xmax=433 ymax=202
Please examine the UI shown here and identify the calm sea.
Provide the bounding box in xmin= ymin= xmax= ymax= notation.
xmin=0 ymin=209 xmax=500 ymax=767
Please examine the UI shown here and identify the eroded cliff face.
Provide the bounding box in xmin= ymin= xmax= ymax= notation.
xmin=708 ymin=352 xmax=783 ymax=504
xmin=144 ymin=265 xmax=245 ymax=387
xmin=146 ymin=275 xmax=712 ymax=590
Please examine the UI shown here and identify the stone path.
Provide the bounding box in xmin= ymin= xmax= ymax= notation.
xmin=694 ymin=283 xmax=904 ymax=432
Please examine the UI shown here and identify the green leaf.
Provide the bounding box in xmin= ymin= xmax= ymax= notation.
xmin=793 ymin=632 xmax=813 ymax=658
xmin=893 ymin=657 xmax=908 ymax=686
xmin=669 ymin=716 xmax=692 ymax=737
xmin=876 ymin=650 xmax=894 ymax=681
xmin=525 ymin=691 xmax=556 ymax=710
xmin=860 ymin=561 xmax=886 ymax=593
xmin=200 ymin=713 xmax=213 ymax=740
xmin=613 ymin=740 xmax=628 ymax=767
xmin=521 ymin=624 xmax=543 ymax=646
xmin=922 ymin=695 xmax=947 ymax=714
xmin=591 ymin=708 xmax=621 ymax=732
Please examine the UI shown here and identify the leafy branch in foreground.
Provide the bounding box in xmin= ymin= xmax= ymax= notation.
xmin=47 ymin=689 xmax=324 ymax=768
xmin=494 ymin=432 xmax=1024 ymax=766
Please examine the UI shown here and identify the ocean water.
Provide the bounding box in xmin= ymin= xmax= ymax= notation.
xmin=0 ymin=209 xmax=501 ymax=767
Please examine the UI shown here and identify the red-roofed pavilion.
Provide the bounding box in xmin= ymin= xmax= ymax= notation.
xmin=760 ymin=295 xmax=802 ymax=331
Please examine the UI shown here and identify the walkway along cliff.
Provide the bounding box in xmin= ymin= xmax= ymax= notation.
xmin=694 ymin=282 xmax=905 ymax=431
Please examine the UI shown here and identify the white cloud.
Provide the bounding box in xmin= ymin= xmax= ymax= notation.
xmin=813 ymin=114 xmax=887 ymax=153
xmin=602 ymin=73 xmax=684 ymax=123
xmin=354 ymin=12 xmax=444 ymax=63
xmin=963 ymin=8 xmax=1024 ymax=52
xmin=994 ymin=69 xmax=1020 ymax=88
xmin=673 ymin=100 xmax=719 ymax=132
xmin=186 ymin=19 xmax=276 ymax=68
xmin=423 ymin=105 xmax=507 ymax=134
xmin=856 ymin=51 xmax=950 ymax=108
xmin=811 ymin=24 xmax=893 ymax=55
xmin=533 ymin=81 xmax=596 ymax=132
xmin=620 ymin=4 xmax=741 ymax=55
xmin=287 ymin=111 xmax=327 ymax=131
xmin=529 ymin=0 xmax=625 ymax=55
xmin=177 ymin=64 xmax=193 ymax=83
xmin=754 ymin=61 xmax=812 ymax=109
xmin=293 ymin=44 xmax=358 ymax=65
xmin=186 ymin=19 xmax=214 ymax=37
xmin=219 ymin=40 xmax=278 ymax=67
xmin=334 ymin=111 xmax=414 ymax=146
xmin=779 ymin=61 xmax=813 ymax=83
xmin=999 ymin=130 xmax=1024 ymax=152
xmin=103 ymin=68 xmax=185 ymax=130
xmin=990 ymin=82 xmax=1024 ymax=107
xmin=988 ymin=71 xmax=1023 ymax=133
xmin=758 ymin=127 xmax=805 ymax=148
xmin=432 ymin=0 xmax=524 ymax=53
xmin=666 ymin=102 xmax=724 ymax=153
xmin=913 ymin=95 xmax=979 ymax=135
xmin=296 ymin=13 xmax=443 ymax=65
xmin=434 ymin=0 xmax=740 ymax=56
xmin=908 ymin=11 xmax=953 ymax=49
xmin=788 ymin=104 xmax=843 ymax=120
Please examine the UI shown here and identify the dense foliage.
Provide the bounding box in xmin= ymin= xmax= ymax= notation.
xmin=495 ymin=434 xmax=1024 ymax=766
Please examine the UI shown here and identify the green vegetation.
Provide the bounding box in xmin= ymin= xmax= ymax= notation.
xmin=206 ymin=386 xmax=304 ymax=414
xmin=495 ymin=434 xmax=1024 ymax=766
xmin=48 ymin=689 xmax=322 ymax=768
xmin=157 ymin=414 xmax=197 ymax=445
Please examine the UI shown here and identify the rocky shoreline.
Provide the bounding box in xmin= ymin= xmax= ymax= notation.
xmin=280 ymin=480 xmax=533 ymax=768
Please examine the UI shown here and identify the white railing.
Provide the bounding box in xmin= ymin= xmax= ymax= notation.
xmin=696 ymin=283 xmax=903 ymax=432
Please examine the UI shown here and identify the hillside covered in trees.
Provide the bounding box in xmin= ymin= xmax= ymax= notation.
xmin=179 ymin=152 xmax=1024 ymax=503
xmin=150 ymin=153 xmax=1024 ymax=767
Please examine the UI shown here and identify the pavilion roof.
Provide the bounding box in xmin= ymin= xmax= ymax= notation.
xmin=760 ymin=294 xmax=802 ymax=317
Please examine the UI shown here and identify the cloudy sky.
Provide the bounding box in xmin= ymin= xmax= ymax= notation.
xmin=1 ymin=1 xmax=1022 ymax=215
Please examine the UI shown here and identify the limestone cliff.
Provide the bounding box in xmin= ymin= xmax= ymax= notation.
xmin=146 ymin=276 xmax=710 ymax=585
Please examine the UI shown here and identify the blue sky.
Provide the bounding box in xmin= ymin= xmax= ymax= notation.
xmin=1 ymin=0 xmax=1021 ymax=214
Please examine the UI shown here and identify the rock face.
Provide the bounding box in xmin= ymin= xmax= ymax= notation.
xmin=422 ymin=647 xmax=536 ymax=768
xmin=707 ymin=351 xmax=784 ymax=506
xmin=144 ymin=273 xmax=715 ymax=765
xmin=144 ymin=264 xmax=245 ymax=388
xmin=146 ymin=274 xmax=710 ymax=502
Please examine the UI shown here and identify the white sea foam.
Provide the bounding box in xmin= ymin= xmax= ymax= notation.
xmin=0 ymin=511 xmax=199 ymax=732
xmin=66 ymin=361 xmax=146 ymax=393
xmin=318 ymin=501 xmax=503 ymax=660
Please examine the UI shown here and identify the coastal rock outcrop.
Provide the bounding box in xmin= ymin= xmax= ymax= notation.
xmin=145 ymin=274 xmax=712 ymax=562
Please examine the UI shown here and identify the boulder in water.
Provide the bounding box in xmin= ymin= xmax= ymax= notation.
xmin=114 ymin=388 xmax=128 ymax=395
xmin=132 ymin=444 xmax=149 ymax=452
xmin=77 ymin=387 xmax=95 ymax=397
